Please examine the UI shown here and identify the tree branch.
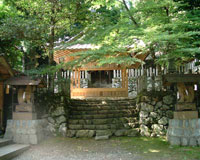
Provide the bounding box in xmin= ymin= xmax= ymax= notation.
xmin=122 ymin=0 xmax=138 ymax=27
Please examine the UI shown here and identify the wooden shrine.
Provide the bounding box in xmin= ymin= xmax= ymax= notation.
xmin=54 ymin=45 xmax=147 ymax=99
xmin=5 ymin=76 xmax=45 ymax=120
xmin=164 ymin=74 xmax=200 ymax=119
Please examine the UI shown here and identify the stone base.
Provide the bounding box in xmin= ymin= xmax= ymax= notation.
xmin=16 ymin=104 xmax=34 ymax=112
xmin=174 ymin=111 xmax=198 ymax=120
xmin=13 ymin=112 xmax=37 ymax=120
xmin=175 ymin=102 xmax=196 ymax=111
xmin=167 ymin=119 xmax=200 ymax=146
xmin=4 ymin=119 xmax=47 ymax=144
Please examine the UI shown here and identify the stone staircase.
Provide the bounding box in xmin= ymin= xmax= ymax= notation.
xmin=67 ymin=99 xmax=139 ymax=139
xmin=0 ymin=139 xmax=29 ymax=160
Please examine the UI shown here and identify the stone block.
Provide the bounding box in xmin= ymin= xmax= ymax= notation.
xmin=171 ymin=128 xmax=183 ymax=137
xmin=155 ymin=101 xmax=162 ymax=108
xmin=139 ymin=111 xmax=149 ymax=118
xmin=95 ymin=135 xmax=109 ymax=140
xmin=183 ymin=120 xmax=189 ymax=128
xmin=158 ymin=117 xmax=168 ymax=125
xmin=169 ymin=136 xmax=181 ymax=146
xmin=197 ymin=137 xmax=200 ymax=146
xmin=29 ymin=134 xmax=38 ymax=145
xmin=96 ymin=130 xmax=113 ymax=137
xmin=140 ymin=103 xmax=154 ymax=112
xmin=189 ymin=138 xmax=197 ymax=147
xmin=84 ymin=125 xmax=96 ymax=130
xmin=66 ymin=130 xmax=76 ymax=137
xmin=189 ymin=119 xmax=198 ymax=128
xmin=6 ymin=120 xmax=13 ymax=128
xmin=14 ymin=134 xmax=23 ymax=144
xmin=183 ymin=129 xmax=192 ymax=137
xmin=181 ymin=137 xmax=189 ymax=146
xmin=21 ymin=134 xmax=29 ymax=144
xmin=47 ymin=117 xmax=55 ymax=124
xmin=163 ymin=95 xmax=174 ymax=105
xmin=193 ymin=129 xmax=200 ymax=137
xmin=114 ymin=129 xmax=127 ymax=137
xmin=127 ymin=129 xmax=139 ymax=137
xmin=76 ymin=130 xmax=95 ymax=138
xmin=28 ymin=129 xmax=37 ymax=134
xmin=56 ymin=115 xmax=66 ymax=124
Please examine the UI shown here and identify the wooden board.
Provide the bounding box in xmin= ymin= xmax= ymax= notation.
xmin=71 ymin=88 xmax=128 ymax=98
xmin=164 ymin=74 xmax=200 ymax=83
xmin=174 ymin=111 xmax=198 ymax=120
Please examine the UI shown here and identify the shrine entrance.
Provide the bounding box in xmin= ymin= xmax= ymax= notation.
xmin=89 ymin=71 xmax=113 ymax=88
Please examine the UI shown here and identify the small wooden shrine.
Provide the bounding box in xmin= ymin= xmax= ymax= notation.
xmin=54 ymin=44 xmax=147 ymax=98
xmin=164 ymin=74 xmax=200 ymax=119
xmin=5 ymin=76 xmax=45 ymax=120
xmin=0 ymin=55 xmax=14 ymax=128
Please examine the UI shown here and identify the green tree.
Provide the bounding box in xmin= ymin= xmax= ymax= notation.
xmin=65 ymin=0 xmax=200 ymax=68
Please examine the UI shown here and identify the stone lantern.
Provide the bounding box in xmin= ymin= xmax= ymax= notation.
xmin=4 ymin=76 xmax=47 ymax=144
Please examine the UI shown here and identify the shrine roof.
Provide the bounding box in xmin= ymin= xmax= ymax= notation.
xmin=5 ymin=76 xmax=45 ymax=87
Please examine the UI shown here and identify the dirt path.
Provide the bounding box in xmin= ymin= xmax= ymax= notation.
xmin=12 ymin=137 xmax=142 ymax=160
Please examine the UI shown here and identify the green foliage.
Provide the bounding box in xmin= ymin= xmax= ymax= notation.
xmin=0 ymin=0 xmax=200 ymax=72
xmin=65 ymin=0 xmax=200 ymax=68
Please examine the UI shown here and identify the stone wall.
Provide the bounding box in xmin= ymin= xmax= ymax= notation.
xmin=167 ymin=119 xmax=200 ymax=146
xmin=36 ymin=92 xmax=71 ymax=137
xmin=4 ymin=119 xmax=47 ymax=144
xmin=137 ymin=92 xmax=175 ymax=137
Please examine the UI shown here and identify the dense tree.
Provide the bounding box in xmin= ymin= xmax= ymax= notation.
xmin=0 ymin=0 xmax=199 ymax=71
xmin=65 ymin=0 xmax=200 ymax=68
xmin=0 ymin=0 xmax=91 ymax=70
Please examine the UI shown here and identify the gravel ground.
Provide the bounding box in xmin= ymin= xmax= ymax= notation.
xmin=12 ymin=137 xmax=143 ymax=160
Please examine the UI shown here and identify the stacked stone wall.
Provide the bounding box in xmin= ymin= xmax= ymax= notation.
xmin=137 ymin=92 xmax=175 ymax=137
xmin=35 ymin=91 xmax=71 ymax=137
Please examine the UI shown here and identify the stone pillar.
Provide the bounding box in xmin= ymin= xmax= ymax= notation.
xmin=167 ymin=119 xmax=200 ymax=146
xmin=4 ymin=119 xmax=48 ymax=144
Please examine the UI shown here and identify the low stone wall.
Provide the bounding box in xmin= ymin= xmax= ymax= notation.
xmin=34 ymin=91 xmax=71 ymax=137
xmin=46 ymin=104 xmax=69 ymax=137
xmin=4 ymin=119 xmax=47 ymax=144
xmin=167 ymin=119 xmax=200 ymax=146
xmin=137 ymin=92 xmax=175 ymax=137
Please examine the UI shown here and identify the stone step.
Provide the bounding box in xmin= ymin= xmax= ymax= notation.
xmin=69 ymin=113 xmax=137 ymax=119
xmin=68 ymin=122 xmax=138 ymax=130
xmin=0 ymin=139 xmax=12 ymax=148
xmin=70 ymin=101 xmax=136 ymax=106
xmin=71 ymin=105 xmax=136 ymax=111
xmin=71 ymin=109 xmax=137 ymax=115
xmin=71 ymin=99 xmax=136 ymax=103
xmin=69 ymin=117 xmax=138 ymax=125
xmin=0 ymin=144 xmax=30 ymax=160
xmin=66 ymin=128 xmax=139 ymax=138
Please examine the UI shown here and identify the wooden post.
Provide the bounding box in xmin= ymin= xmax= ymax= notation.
xmin=78 ymin=70 xmax=81 ymax=88
xmin=0 ymin=82 xmax=3 ymax=128
xmin=70 ymin=71 xmax=74 ymax=90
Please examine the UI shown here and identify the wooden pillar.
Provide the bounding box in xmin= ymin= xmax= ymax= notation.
xmin=126 ymin=69 xmax=128 ymax=90
xmin=78 ymin=70 xmax=81 ymax=88
xmin=0 ymin=82 xmax=4 ymax=128
xmin=70 ymin=71 xmax=74 ymax=89
xmin=121 ymin=69 xmax=124 ymax=88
